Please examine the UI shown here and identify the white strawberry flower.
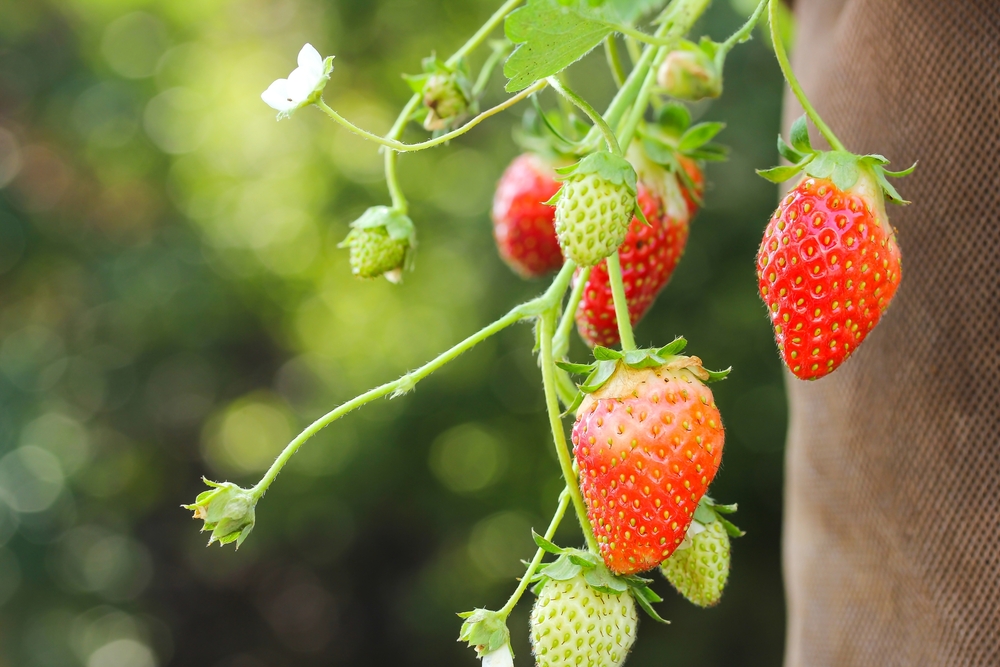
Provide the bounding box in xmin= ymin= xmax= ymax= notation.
xmin=261 ymin=43 xmax=334 ymax=120
xmin=481 ymin=644 xmax=514 ymax=667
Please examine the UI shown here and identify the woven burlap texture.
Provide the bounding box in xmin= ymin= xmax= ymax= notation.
xmin=781 ymin=1 xmax=1000 ymax=666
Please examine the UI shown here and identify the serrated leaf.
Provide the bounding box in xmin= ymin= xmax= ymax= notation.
xmin=678 ymin=122 xmax=725 ymax=152
xmin=633 ymin=588 xmax=670 ymax=623
xmin=777 ymin=134 xmax=804 ymax=163
xmin=593 ymin=346 xmax=623 ymax=361
xmin=556 ymin=361 xmax=596 ymax=374
xmin=583 ymin=565 xmax=629 ymax=594
xmin=504 ymin=0 xmax=613 ymax=92
xmin=789 ymin=115 xmax=812 ymax=153
xmin=655 ymin=337 xmax=687 ymax=356
xmin=532 ymin=530 xmax=565 ymax=554
xmin=540 ymin=553 xmax=583 ymax=580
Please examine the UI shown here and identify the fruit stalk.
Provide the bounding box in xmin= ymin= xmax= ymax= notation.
xmin=767 ymin=0 xmax=845 ymax=151
xmin=539 ymin=310 xmax=600 ymax=553
xmin=552 ymin=266 xmax=592 ymax=360
xmin=250 ymin=260 xmax=577 ymax=501
xmin=498 ymin=488 xmax=570 ymax=617
xmin=606 ymin=252 xmax=638 ymax=351
xmin=547 ymin=77 xmax=622 ymax=156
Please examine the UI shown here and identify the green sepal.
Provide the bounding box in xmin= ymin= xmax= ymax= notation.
xmin=634 ymin=200 xmax=651 ymax=227
xmin=789 ymin=115 xmax=813 ymax=153
xmin=882 ymin=161 xmax=918 ymax=178
xmin=719 ymin=516 xmax=745 ymax=538
xmin=631 ymin=584 xmax=670 ymax=623
xmin=692 ymin=495 xmax=744 ymax=537
xmin=678 ymin=122 xmax=725 ymax=153
xmin=592 ymin=346 xmax=623 ymax=361
xmin=457 ymin=609 xmax=511 ymax=658
xmin=655 ymin=337 xmax=687 ymax=356
xmin=579 ymin=359 xmax=618 ymax=393
xmin=583 ymin=563 xmax=629 ymax=594
xmin=555 ymin=151 xmax=638 ymax=196
xmin=532 ymin=529 xmax=564 ymax=555
xmin=182 ymin=478 xmax=257 ymax=549
xmin=343 ymin=206 xmax=417 ymax=246
xmin=704 ymin=366 xmax=731 ymax=383
xmin=655 ymin=102 xmax=691 ymax=139
xmin=556 ymin=360 xmax=596 ymax=374
xmin=777 ymin=134 xmax=805 ymax=163
xmin=623 ymin=349 xmax=667 ymax=368
xmin=756 ymin=154 xmax=814 ymax=183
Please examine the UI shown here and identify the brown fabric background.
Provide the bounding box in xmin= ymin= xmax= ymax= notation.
xmin=781 ymin=1 xmax=1000 ymax=666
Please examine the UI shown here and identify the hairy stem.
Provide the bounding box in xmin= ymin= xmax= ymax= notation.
xmin=539 ymin=311 xmax=600 ymax=553
xmin=317 ymin=81 xmax=545 ymax=154
xmin=604 ymin=37 xmax=627 ymax=88
xmin=251 ymin=261 xmax=576 ymax=500
xmin=553 ymin=266 xmax=590 ymax=360
xmin=767 ymin=0 xmax=845 ymax=151
xmin=547 ymin=77 xmax=622 ymax=156
xmin=716 ymin=0 xmax=769 ymax=63
xmin=606 ymin=251 xmax=637 ymax=351
xmin=499 ymin=488 xmax=570 ymax=616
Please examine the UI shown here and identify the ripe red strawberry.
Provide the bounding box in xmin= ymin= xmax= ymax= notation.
xmin=756 ymin=115 xmax=913 ymax=380
xmin=491 ymin=154 xmax=563 ymax=278
xmin=575 ymin=184 xmax=689 ymax=347
xmin=570 ymin=348 xmax=726 ymax=575
xmin=757 ymin=175 xmax=902 ymax=379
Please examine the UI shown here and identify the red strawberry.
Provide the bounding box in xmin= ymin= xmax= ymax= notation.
xmin=757 ymin=174 xmax=902 ymax=380
xmin=571 ymin=350 xmax=726 ymax=575
xmin=575 ymin=146 xmax=692 ymax=348
xmin=491 ymin=154 xmax=563 ymax=278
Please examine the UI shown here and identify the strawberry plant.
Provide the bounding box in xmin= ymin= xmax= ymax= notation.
xmin=185 ymin=0 xmax=914 ymax=664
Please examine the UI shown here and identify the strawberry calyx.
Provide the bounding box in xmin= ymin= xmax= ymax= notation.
xmin=338 ymin=205 xmax=417 ymax=282
xmin=457 ymin=608 xmax=510 ymax=658
xmin=688 ymin=494 xmax=744 ymax=543
xmin=757 ymin=114 xmax=917 ymax=208
xmin=551 ymin=151 xmax=638 ymax=195
xmin=557 ymin=337 xmax=730 ymax=413
xmin=528 ymin=531 xmax=669 ymax=624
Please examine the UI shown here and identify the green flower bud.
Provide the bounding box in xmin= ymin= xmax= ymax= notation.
xmin=183 ymin=478 xmax=256 ymax=548
xmin=422 ymin=72 xmax=472 ymax=131
xmin=458 ymin=609 xmax=510 ymax=658
xmin=657 ymin=47 xmax=722 ymax=102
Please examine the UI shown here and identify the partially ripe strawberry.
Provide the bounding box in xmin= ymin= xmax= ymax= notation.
xmin=757 ymin=175 xmax=902 ymax=379
xmin=570 ymin=346 xmax=726 ymax=575
xmin=530 ymin=572 xmax=637 ymax=667
xmin=491 ymin=154 xmax=563 ymax=278
xmin=553 ymin=152 xmax=638 ymax=267
xmin=756 ymin=115 xmax=912 ymax=380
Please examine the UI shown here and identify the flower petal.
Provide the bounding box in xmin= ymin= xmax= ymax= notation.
xmin=298 ymin=43 xmax=324 ymax=76
xmin=261 ymin=79 xmax=295 ymax=111
xmin=481 ymin=645 xmax=513 ymax=667
xmin=286 ymin=67 xmax=317 ymax=104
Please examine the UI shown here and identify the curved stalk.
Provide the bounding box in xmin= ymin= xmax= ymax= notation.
xmin=317 ymin=80 xmax=546 ymax=154
xmin=604 ymin=37 xmax=627 ymax=88
xmin=251 ymin=261 xmax=576 ymax=500
xmin=553 ymin=266 xmax=590 ymax=360
xmin=539 ymin=311 xmax=600 ymax=553
xmin=547 ymin=77 xmax=622 ymax=156
xmin=767 ymin=0 xmax=845 ymax=151
xmin=498 ymin=488 xmax=570 ymax=616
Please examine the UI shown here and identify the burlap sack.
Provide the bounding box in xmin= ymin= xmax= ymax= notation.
xmin=781 ymin=1 xmax=1000 ymax=665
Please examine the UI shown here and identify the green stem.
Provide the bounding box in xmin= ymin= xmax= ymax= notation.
xmin=498 ymin=488 xmax=570 ymax=616
xmin=539 ymin=310 xmax=600 ymax=553
xmin=316 ymin=81 xmax=545 ymax=153
xmin=604 ymin=37 xmax=627 ymax=88
xmin=767 ymin=0 xmax=845 ymax=151
xmin=251 ymin=261 xmax=576 ymax=500
xmin=553 ymin=266 xmax=591 ymax=360
xmin=547 ymin=77 xmax=621 ymax=156
xmin=382 ymin=0 xmax=523 ymax=212
xmin=606 ymin=251 xmax=636 ymax=351
xmin=716 ymin=0 xmax=768 ymax=62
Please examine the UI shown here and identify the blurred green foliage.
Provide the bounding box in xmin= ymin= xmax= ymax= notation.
xmin=0 ymin=0 xmax=787 ymax=665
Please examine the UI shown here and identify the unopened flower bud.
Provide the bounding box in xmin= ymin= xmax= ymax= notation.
xmin=422 ymin=72 xmax=472 ymax=131
xmin=657 ymin=48 xmax=722 ymax=102
xmin=183 ymin=478 xmax=257 ymax=548
xmin=458 ymin=609 xmax=511 ymax=659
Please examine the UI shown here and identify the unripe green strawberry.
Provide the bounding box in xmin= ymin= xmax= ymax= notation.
xmin=530 ymin=572 xmax=638 ymax=667
xmin=339 ymin=206 xmax=416 ymax=283
xmin=660 ymin=519 xmax=730 ymax=607
xmin=553 ymin=152 xmax=638 ymax=267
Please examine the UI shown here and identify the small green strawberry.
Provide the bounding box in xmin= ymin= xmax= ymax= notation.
xmin=660 ymin=496 xmax=743 ymax=607
xmin=530 ymin=572 xmax=638 ymax=667
xmin=551 ymin=151 xmax=638 ymax=267
xmin=339 ymin=206 xmax=416 ymax=282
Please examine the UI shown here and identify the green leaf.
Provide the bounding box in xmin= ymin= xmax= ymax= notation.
xmin=789 ymin=115 xmax=812 ymax=153
xmin=655 ymin=102 xmax=691 ymax=138
xmin=504 ymin=0 xmax=613 ymax=92
xmin=678 ymin=122 xmax=725 ymax=152
xmin=593 ymin=346 xmax=623 ymax=361
xmin=532 ymin=529 xmax=564 ymax=554
xmin=686 ymin=143 xmax=729 ymax=162
xmin=640 ymin=137 xmax=679 ymax=168
xmin=777 ymin=134 xmax=804 ymax=163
